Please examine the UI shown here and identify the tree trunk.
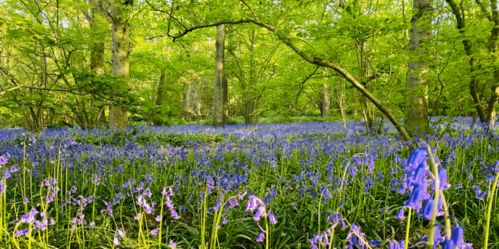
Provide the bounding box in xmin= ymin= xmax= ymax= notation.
xmin=109 ymin=16 xmax=130 ymax=129
xmin=321 ymin=81 xmax=330 ymax=118
xmin=446 ymin=0 xmax=487 ymax=123
xmin=358 ymin=42 xmax=378 ymax=133
xmin=213 ymin=24 xmax=225 ymax=126
xmin=88 ymin=6 xmax=106 ymax=128
xmin=487 ymin=0 xmax=499 ymax=130
xmin=223 ymin=75 xmax=228 ymax=123
xmin=406 ymin=0 xmax=432 ymax=135
xmin=153 ymin=67 xmax=167 ymax=125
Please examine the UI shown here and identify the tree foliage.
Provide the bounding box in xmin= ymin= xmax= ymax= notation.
xmin=0 ymin=0 xmax=497 ymax=134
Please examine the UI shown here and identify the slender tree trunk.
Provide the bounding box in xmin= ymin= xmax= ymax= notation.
xmin=153 ymin=67 xmax=167 ymax=125
xmin=358 ymin=42 xmax=377 ymax=133
xmin=406 ymin=0 xmax=432 ymax=135
xmin=321 ymin=81 xmax=330 ymax=118
xmin=109 ymin=17 xmax=130 ymax=129
xmin=487 ymin=0 xmax=499 ymax=130
xmin=89 ymin=6 xmax=106 ymax=128
xmin=446 ymin=0 xmax=487 ymax=123
xmin=213 ymin=24 xmax=225 ymax=126
xmin=223 ymin=76 xmax=228 ymax=123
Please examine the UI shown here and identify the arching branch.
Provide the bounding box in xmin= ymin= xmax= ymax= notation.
xmin=155 ymin=17 xmax=412 ymax=141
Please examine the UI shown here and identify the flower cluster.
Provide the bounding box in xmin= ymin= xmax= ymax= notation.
xmin=245 ymin=195 xmax=277 ymax=243
xmin=162 ymin=187 xmax=180 ymax=220
xmin=400 ymin=146 xmax=472 ymax=248
xmin=16 ymin=207 xmax=55 ymax=236
xmin=401 ymin=147 xmax=449 ymax=219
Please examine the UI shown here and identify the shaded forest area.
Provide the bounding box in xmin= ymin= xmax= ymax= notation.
xmin=0 ymin=0 xmax=498 ymax=137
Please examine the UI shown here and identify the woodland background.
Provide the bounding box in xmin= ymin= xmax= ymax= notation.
xmin=0 ymin=0 xmax=498 ymax=136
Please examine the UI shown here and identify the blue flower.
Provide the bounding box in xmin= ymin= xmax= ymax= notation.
xmin=256 ymin=232 xmax=265 ymax=243
xmin=388 ymin=240 xmax=404 ymax=249
xmin=450 ymin=226 xmax=464 ymax=248
xmin=396 ymin=209 xmax=405 ymax=220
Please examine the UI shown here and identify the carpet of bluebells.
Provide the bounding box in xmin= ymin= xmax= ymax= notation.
xmin=0 ymin=119 xmax=498 ymax=249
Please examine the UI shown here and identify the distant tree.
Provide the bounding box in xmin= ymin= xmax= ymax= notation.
xmin=96 ymin=0 xmax=133 ymax=129
xmin=213 ymin=24 xmax=226 ymax=126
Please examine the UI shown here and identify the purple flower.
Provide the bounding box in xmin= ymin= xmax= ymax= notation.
xmin=35 ymin=219 xmax=48 ymax=230
xmin=396 ymin=209 xmax=405 ymax=220
xmin=15 ymin=228 xmax=29 ymax=237
xmin=0 ymin=155 xmax=8 ymax=166
xmin=168 ymin=240 xmax=177 ymax=249
xmin=20 ymin=207 xmax=38 ymax=224
xmin=404 ymin=184 xmax=429 ymax=210
xmin=253 ymin=206 xmax=265 ymax=221
xmin=268 ymin=213 xmax=277 ymax=224
xmin=214 ymin=201 xmax=222 ymax=212
xmin=432 ymin=223 xmax=444 ymax=246
xmin=438 ymin=167 xmax=450 ymax=190
xmin=9 ymin=165 xmax=19 ymax=173
xmin=420 ymin=198 xmax=444 ymax=221
xmin=134 ymin=213 xmax=141 ymax=221
xmin=346 ymin=223 xmax=367 ymax=248
xmin=256 ymin=232 xmax=265 ymax=243
xmin=388 ymin=240 xmax=404 ymax=249
xmin=246 ymin=195 xmax=262 ymax=212
xmin=228 ymin=198 xmax=239 ymax=208
xmin=4 ymin=169 xmax=11 ymax=179
xmin=142 ymin=188 xmax=152 ymax=198
xmin=150 ymin=228 xmax=158 ymax=237
xmin=117 ymin=228 xmax=125 ymax=238
xmin=441 ymin=240 xmax=454 ymax=249
xmin=450 ymin=226 xmax=464 ymax=248
xmin=472 ymin=185 xmax=486 ymax=200
xmin=170 ymin=209 xmax=180 ymax=220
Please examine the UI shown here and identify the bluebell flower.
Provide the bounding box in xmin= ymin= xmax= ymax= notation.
xmin=268 ymin=213 xmax=277 ymax=224
xmin=450 ymin=226 xmax=464 ymax=248
xmin=438 ymin=167 xmax=450 ymax=190
xmin=15 ymin=228 xmax=29 ymax=237
xmin=388 ymin=240 xmax=404 ymax=249
xmin=150 ymin=228 xmax=158 ymax=237
xmin=168 ymin=240 xmax=177 ymax=249
xmin=472 ymin=185 xmax=486 ymax=200
xmin=404 ymin=184 xmax=429 ymax=210
xmin=396 ymin=209 xmax=405 ymax=220
xmin=246 ymin=195 xmax=262 ymax=212
xmin=0 ymin=155 xmax=8 ymax=166
xmin=256 ymin=232 xmax=265 ymax=243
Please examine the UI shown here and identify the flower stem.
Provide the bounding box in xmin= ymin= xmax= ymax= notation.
xmin=404 ymin=208 xmax=412 ymax=249
xmin=426 ymin=146 xmax=440 ymax=249
xmin=483 ymin=168 xmax=499 ymax=249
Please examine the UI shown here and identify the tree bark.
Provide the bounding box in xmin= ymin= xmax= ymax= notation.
xmin=487 ymin=0 xmax=499 ymax=130
xmin=406 ymin=0 xmax=432 ymax=135
xmin=109 ymin=11 xmax=130 ymax=129
xmin=446 ymin=0 xmax=487 ymax=123
xmin=88 ymin=5 xmax=106 ymax=128
xmin=153 ymin=67 xmax=167 ymax=125
xmin=358 ymin=42 xmax=378 ymax=133
xmin=321 ymin=74 xmax=330 ymax=118
xmin=213 ymin=24 xmax=225 ymax=126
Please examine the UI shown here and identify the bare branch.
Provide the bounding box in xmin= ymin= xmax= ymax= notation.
xmin=294 ymin=66 xmax=320 ymax=104
xmin=146 ymin=17 xmax=412 ymax=141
